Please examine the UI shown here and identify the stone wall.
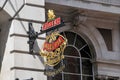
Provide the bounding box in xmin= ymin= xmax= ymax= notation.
xmin=0 ymin=0 xmax=46 ymax=80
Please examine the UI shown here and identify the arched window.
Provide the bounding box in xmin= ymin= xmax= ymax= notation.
xmin=48 ymin=31 xmax=94 ymax=80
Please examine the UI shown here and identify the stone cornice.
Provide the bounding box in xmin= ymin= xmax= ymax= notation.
xmin=93 ymin=60 xmax=120 ymax=66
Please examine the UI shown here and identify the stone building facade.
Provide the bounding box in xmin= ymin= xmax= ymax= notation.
xmin=0 ymin=0 xmax=120 ymax=80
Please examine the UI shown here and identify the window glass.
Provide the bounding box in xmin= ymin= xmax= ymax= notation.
xmin=75 ymin=35 xmax=86 ymax=49
xmin=82 ymin=59 xmax=93 ymax=75
xmin=64 ymin=46 xmax=79 ymax=56
xmin=64 ymin=32 xmax=76 ymax=45
xmin=80 ymin=46 xmax=91 ymax=58
xmin=83 ymin=76 xmax=93 ymax=80
xmin=63 ymin=57 xmax=80 ymax=73
xmin=64 ymin=74 xmax=81 ymax=80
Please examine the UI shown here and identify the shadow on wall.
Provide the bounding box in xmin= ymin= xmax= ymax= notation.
xmin=34 ymin=40 xmax=45 ymax=65
xmin=0 ymin=9 xmax=11 ymax=72
xmin=18 ymin=20 xmax=45 ymax=68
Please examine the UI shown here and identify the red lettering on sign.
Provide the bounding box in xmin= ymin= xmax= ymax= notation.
xmin=43 ymin=36 xmax=65 ymax=51
xmin=42 ymin=17 xmax=61 ymax=31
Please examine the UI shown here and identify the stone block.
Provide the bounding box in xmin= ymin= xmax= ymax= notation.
xmin=26 ymin=0 xmax=45 ymax=6
xmin=0 ymin=0 xmax=6 ymax=8
xmin=11 ymin=20 xmax=46 ymax=38
xmin=14 ymin=70 xmax=47 ymax=80
xmin=13 ymin=36 xmax=45 ymax=52
xmin=17 ymin=5 xmax=45 ymax=22
xmin=14 ymin=53 xmax=45 ymax=69
xmin=3 ymin=0 xmax=45 ymax=21
xmin=98 ymin=63 xmax=120 ymax=77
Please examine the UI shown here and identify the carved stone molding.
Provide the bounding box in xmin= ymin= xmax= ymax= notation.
xmin=72 ymin=14 xmax=87 ymax=26
xmin=96 ymin=75 xmax=119 ymax=80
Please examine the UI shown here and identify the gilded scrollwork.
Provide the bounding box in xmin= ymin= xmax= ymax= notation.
xmin=40 ymin=31 xmax=67 ymax=66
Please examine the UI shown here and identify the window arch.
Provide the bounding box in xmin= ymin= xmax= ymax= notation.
xmin=48 ymin=31 xmax=94 ymax=80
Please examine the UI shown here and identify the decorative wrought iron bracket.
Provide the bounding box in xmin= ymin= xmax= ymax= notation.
xmin=27 ymin=23 xmax=38 ymax=54
xmin=27 ymin=18 xmax=65 ymax=54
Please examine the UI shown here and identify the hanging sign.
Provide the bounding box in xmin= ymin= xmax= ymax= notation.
xmin=40 ymin=31 xmax=67 ymax=76
xmin=40 ymin=31 xmax=67 ymax=66
xmin=39 ymin=9 xmax=67 ymax=76
xmin=42 ymin=17 xmax=61 ymax=31
xmin=41 ymin=9 xmax=64 ymax=33
xmin=43 ymin=34 xmax=65 ymax=51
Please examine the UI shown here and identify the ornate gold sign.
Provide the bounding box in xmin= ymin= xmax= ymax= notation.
xmin=39 ymin=9 xmax=67 ymax=76
xmin=40 ymin=31 xmax=67 ymax=66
